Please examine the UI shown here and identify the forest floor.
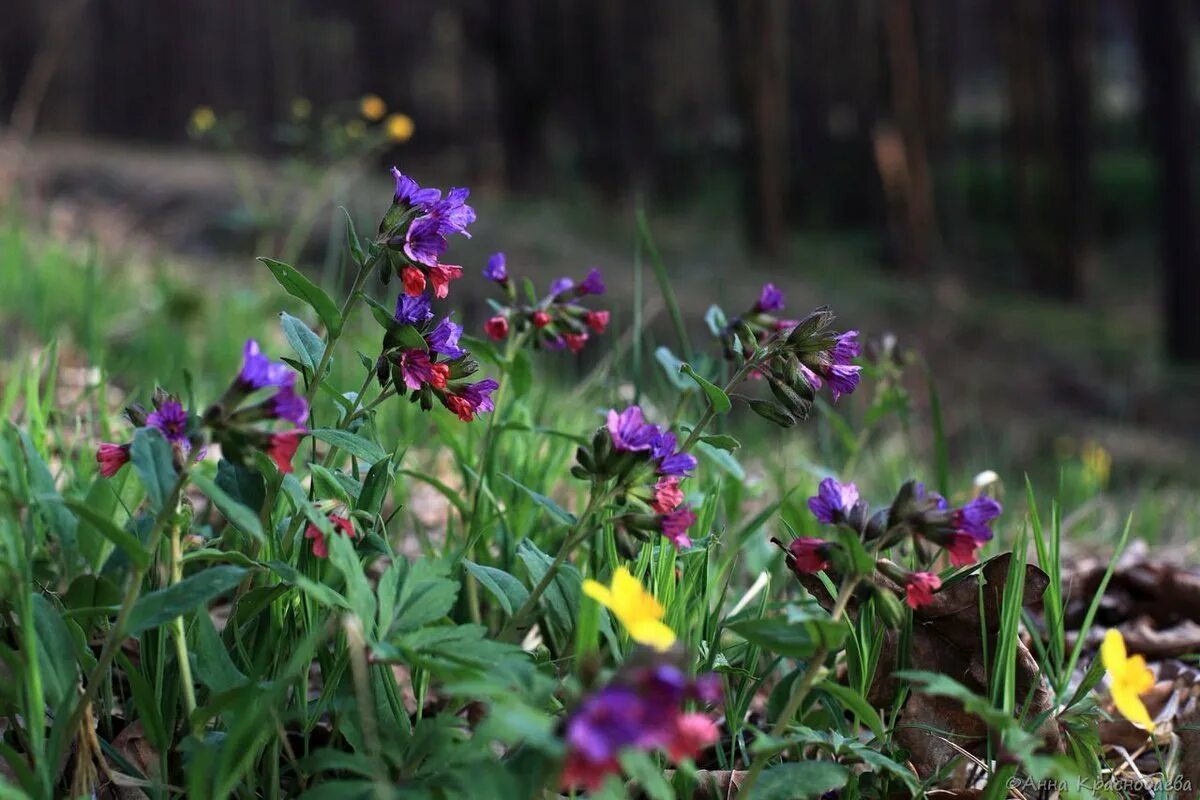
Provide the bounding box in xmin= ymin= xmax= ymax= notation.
xmin=7 ymin=137 xmax=1200 ymax=535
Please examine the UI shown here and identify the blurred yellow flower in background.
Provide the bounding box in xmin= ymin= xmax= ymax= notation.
xmin=345 ymin=120 xmax=366 ymax=140
xmin=291 ymin=97 xmax=312 ymax=120
xmin=1101 ymin=629 xmax=1155 ymax=731
xmin=360 ymin=94 xmax=386 ymax=121
xmin=583 ymin=567 xmax=676 ymax=652
xmin=190 ymin=106 xmax=216 ymax=134
xmin=1081 ymin=440 xmax=1111 ymax=488
xmin=385 ymin=113 xmax=415 ymax=143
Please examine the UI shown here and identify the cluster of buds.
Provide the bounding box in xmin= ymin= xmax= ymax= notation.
xmin=480 ymin=253 xmax=610 ymax=354
xmin=573 ymin=406 xmax=699 ymax=550
xmin=561 ymin=660 xmax=720 ymax=792
xmin=96 ymin=340 xmax=309 ymax=478
xmin=378 ymin=169 xmax=475 ymax=299
xmin=775 ymin=477 xmax=1002 ymax=614
xmin=376 ymin=293 xmax=498 ymax=422
xmin=718 ymin=283 xmax=861 ymax=427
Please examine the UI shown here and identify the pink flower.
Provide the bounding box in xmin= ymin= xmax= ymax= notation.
xmin=267 ymin=429 xmax=306 ymax=474
xmin=564 ymin=333 xmax=588 ymax=353
xmin=532 ymin=310 xmax=551 ymax=328
xmin=401 ymin=265 xmax=426 ymax=297
xmin=484 ymin=315 xmax=509 ymax=340
xmin=96 ymin=443 xmax=130 ymax=477
xmin=584 ymin=310 xmax=610 ymax=334
xmin=787 ymin=537 xmax=830 ymax=574
xmin=904 ymin=571 xmax=941 ymax=609
xmin=304 ymin=514 xmax=356 ymax=558
xmin=665 ymin=713 xmax=719 ymax=762
xmin=945 ymin=532 xmax=981 ymax=567
xmin=428 ymin=264 xmax=463 ymax=298
xmin=652 ymin=476 xmax=684 ymax=513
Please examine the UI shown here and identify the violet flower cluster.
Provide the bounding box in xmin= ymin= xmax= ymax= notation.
xmin=377 ymin=292 xmax=498 ymax=422
xmin=775 ymin=476 xmax=1002 ymax=611
xmin=561 ymin=663 xmax=720 ymax=792
xmin=574 ymin=406 xmax=700 ymax=550
xmin=719 ymin=283 xmax=862 ymax=425
xmin=380 ymin=169 xmax=476 ymax=299
xmin=480 ymin=252 xmax=610 ymax=354
xmin=97 ymin=340 xmax=310 ymax=478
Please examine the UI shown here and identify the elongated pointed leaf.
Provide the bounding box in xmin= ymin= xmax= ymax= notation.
xmin=126 ymin=566 xmax=247 ymax=637
xmin=260 ymin=258 xmax=342 ymax=335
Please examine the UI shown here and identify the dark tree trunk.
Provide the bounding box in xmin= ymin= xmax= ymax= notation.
xmin=718 ymin=0 xmax=789 ymax=256
xmin=1137 ymin=0 xmax=1200 ymax=362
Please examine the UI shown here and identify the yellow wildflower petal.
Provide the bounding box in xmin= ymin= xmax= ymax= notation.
xmin=582 ymin=579 xmax=613 ymax=609
xmin=611 ymin=567 xmax=663 ymax=621
xmin=629 ymin=619 xmax=677 ymax=652
xmin=1125 ymin=655 xmax=1155 ymax=694
xmin=360 ymin=94 xmax=386 ymax=121
xmin=385 ymin=113 xmax=414 ymax=143
xmin=1112 ymin=685 xmax=1155 ymax=731
xmin=1101 ymin=629 xmax=1128 ymax=680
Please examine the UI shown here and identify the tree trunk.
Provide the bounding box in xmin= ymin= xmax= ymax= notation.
xmin=1137 ymin=0 xmax=1200 ymax=362
xmin=718 ymin=0 xmax=789 ymax=256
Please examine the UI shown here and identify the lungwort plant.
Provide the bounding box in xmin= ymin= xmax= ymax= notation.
xmin=0 ymin=170 xmax=1167 ymax=799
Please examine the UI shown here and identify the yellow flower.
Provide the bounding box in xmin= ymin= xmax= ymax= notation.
xmin=582 ymin=567 xmax=676 ymax=652
xmin=291 ymin=97 xmax=312 ymax=120
xmin=385 ymin=113 xmax=415 ymax=143
xmin=190 ymin=106 xmax=216 ymax=134
xmin=1081 ymin=440 xmax=1111 ymax=488
xmin=345 ymin=120 xmax=366 ymax=140
xmin=360 ymin=94 xmax=386 ymax=121
xmin=1101 ymin=629 xmax=1155 ymax=730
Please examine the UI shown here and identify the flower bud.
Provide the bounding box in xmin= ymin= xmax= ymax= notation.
xmin=767 ymin=378 xmax=812 ymax=421
xmin=748 ymin=399 xmax=796 ymax=428
xmin=785 ymin=306 xmax=835 ymax=348
xmin=871 ymin=584 xmax=906 ymax=629
xmin=575 ymin=445 xmax=595 ymax=473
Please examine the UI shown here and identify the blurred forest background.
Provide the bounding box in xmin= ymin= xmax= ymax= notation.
xmin=1 ymin=0 xmax=1199 ymax=499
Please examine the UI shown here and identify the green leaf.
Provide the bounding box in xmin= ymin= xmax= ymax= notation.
xmin=818 ymin=679 xmax=885 ymax=741
xmin=363 ymin=293 xmax=397 ymax=330
xmin=727 ymin=615 xmax=847 ymax=659
xmin=464 ymin=561 xmax=529 ymax=616
xmin=21 ymin=430 xmax=78 ymax=564
xmin=699 ymin=434 xmax=740 ymax=452
xmin=654 ymin=346 xmax=693 ymax=391
xmin=125 ymin=566 xmax=247 ymax=637
xmin=501 ymin=474 xmax=576 ymax=526
xmin=214 ymin=459 xmax=265 ymax=516
xmin=680 ymin=363 xmax=731 ymax=413
xmin=326 ymin=528 xmax=377 ymax=635
xmin=308 ymin=464 xmax=352 ymax=506
xmin=280 ymin=311 xmax=327 ymax=372
xmin=310 ymin=429 xmax=386 ymax=465
xmin=259 ymin=257 xmax=342 ymax=336
xmin=355 ymin=456 xmax=393 ymax=516
xmin=340 ymin=207 xmax=366 ymax=267
xmin=65 ymin=500 xmax=151 ymax=569
xmin=190 ymin=472 xmax=264 ymax=544
xmin=748 ymin=762 xmax=849 ymax=799
xmin=33 ymin=595 xmax=79 ymax=709
xmin=266 ymin=561 xmax=350 ymax=610
xmin=704 ymin=304 xmax=728 ymax=336
xmin=618 ymin=750 xmax=673 ymax=800
xmin=191 ymin=610 xmax=247 ymax=695
xmin=509 ymin=349 xmax=533 ymax=399
xmin=130 ymin=427 xmax=176 ymax=512
xmin=516 ymin=539 xmax=581 ymax=650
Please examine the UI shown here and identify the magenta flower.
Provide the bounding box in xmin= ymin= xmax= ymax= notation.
xmin=606 ymin=406 xmax=660 ymax=452
xmin=787 ymin=537 xmax=831 ymax=574
xmin=444 ymin=377 xmax=499 ymax=422
xmin=660 ymin=505 xmax=696 ymax=549
xmin=807 ymin=477 xmax=860 ymax=524
xmin=397 ymin=350 xmax=449 ymax=391
xmin=96 ymin=443 xmax=130 ymax=477
xmin=904 ymin=572 xmax=941 ymax=609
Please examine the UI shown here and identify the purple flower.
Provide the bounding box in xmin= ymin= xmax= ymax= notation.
xmin=237 ymin=339 xmax=292 ymax=390
xmin=397 ymin=350 xmax=448 ymax=391
xmin=825 ymin=364 xmax=861 ymax=401
xmin=403 ymin=215 xmax=449 ymax=267
xmin=484 ymin=252 xmax=508 ymax=282
xmin=755 ymin=283 xmax=785 ymax=313
xmin=267 ymin=384 xmax=309 ymax=424
xmin=459 ymin=378 xmax=499 ymax=415
xmin=542 ymin=334 xmax=566 ymax=351
xmin=651 ymin=431 xmax=697 ymax=477
xmin=831 ymin=330 xmax=860 ymax=363
xmin=953 ymin=496 xmax=1002 ymax=541
xmin=394 ymin=293 xmax=434 ymax=326
xmin=548 ymin=277 xmax=575 ymax=297
xmin=427 ymin=317 xmax=465 ymax=359
xmin=391 ymin=168 xmax=441 ymax=209
xmin=914 ymin=482 xmax=950 ymax=510
xmin=428 ymin=187 xmax=475 ymax=238
xmin=566 ymin=686 xmax=650 ymax=762
xmin=579 ymin=268 xmax=606 ymax=296
xmin=807 ymin=477 xmax=860 ymax=524
xmin=606 ymin=406 xmax=660 ymax=452
xmin=660 ymin=505 xmax=696 ymax=549
xmin=147 ymin=400 xmax=189 ymax=444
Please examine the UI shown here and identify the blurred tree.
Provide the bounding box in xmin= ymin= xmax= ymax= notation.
xmin=718 ymin=0 xmax=789 ymax=256
xmin=1136 ymin=0 xmax=1200 ymax=362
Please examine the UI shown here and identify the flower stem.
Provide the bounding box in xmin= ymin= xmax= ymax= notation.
xmin=169 ymin=518 xmax=198 ymax=724
xmin=735 ymin=577 xmax=860 ymax=798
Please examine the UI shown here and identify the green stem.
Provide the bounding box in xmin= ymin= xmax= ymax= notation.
xmin=736 ymin=578 xmax=860 ymax=797
xmin=169 ymin=520 xmax=198 ymax=723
